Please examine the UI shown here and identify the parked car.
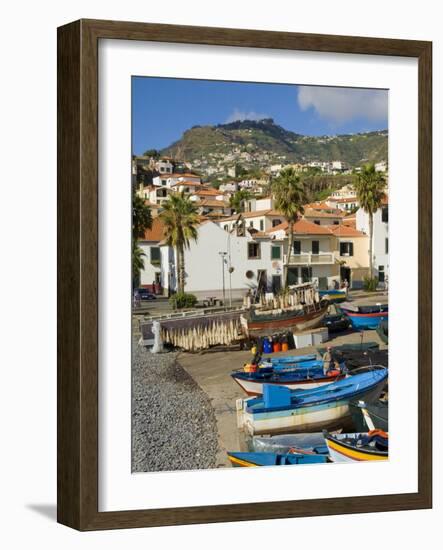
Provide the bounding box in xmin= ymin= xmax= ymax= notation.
xmin=137 ymin=288 xmax=157 ymax=300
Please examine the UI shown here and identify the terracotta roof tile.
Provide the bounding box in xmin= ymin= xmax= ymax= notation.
xmin=269 ymin=219 xmax=332 ymax=235
xmin=304 ymin=208 xmax=346 ymax=218
xmin=140 ymin=217 xmax=166 ymax=242
xmin=328 ymin=224 xmax=366 ymax=237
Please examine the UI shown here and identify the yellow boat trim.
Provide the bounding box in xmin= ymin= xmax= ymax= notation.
xmin=327 ymin=438 xmax=388 ymax=461
xmin=228 ymin=455 xmax=258 ymax=467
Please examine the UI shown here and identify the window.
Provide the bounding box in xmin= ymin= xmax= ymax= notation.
xmin=339 ymin=242 xmax=354 ymax=256
xmin=382 ymin=207 xmax=389 ymax=223
xmin=248 ymin=242 xmax=261 ymax=259
xmin=272 ymin=275 xmax=282 ymax=293
xmin=151 ymin=247 xmax=161 ymax=265
xmin=287 ymin=267 xmax=298 ymax=285
xmin=301 ymin=266 xmax=312 ymax=283
xmin=333 ymin=220 xmax=339 ymax=225
xmin=249 ymin=221 xmax=254 ymax=228
xmin=385 ymin=237 xmax=389 ymax=254
xmin=293 ymin=240 xmax=301 ymax=255
xmin=272 ymin=219 xmax=282 ymax=227
xmin=312 ymin=240 xmax=320 ymax=254
xmin=271 ymin=246 xmax=281 ymax=260
xmin=259 ymin=220 xmax=264 ymax=231
xmin=224 ymin=225 xmax=228 ymax=231
xmin=161 ymin=180 xmax=167 ymax=186
xmin=314 ymin=220 xmax=321 ymax=225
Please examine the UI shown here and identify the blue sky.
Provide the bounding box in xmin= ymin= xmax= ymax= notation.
xmin=132 ymin=77 xmax=388 ymax=155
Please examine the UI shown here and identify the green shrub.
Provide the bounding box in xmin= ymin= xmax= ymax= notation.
xmin=169 ymin=292 xmax=198 ymax=309
xmin=363 ymin=276 xmax=379 ymax=292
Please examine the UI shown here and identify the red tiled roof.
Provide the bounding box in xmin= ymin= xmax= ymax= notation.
xmin=268 ymin=219 xmax=332 ymax=235
xmin=140 ymin=217 xmax=166 ymax=242
xmin=328 ymin=224 xmax=366 ymax=237
xmin=304 ymin=208 xmax=346 ymax=218
xmin=198 ymin=199 xmax=229 ymax=207
xmin=303 ymin=201 xmax=331 ymax=210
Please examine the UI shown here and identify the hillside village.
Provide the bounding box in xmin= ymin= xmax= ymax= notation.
xmin=133 ymin=150 xmax=388 ymax=300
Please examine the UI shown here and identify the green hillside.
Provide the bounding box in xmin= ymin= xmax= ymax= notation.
xmin=160 ymin=118 xmax=388 ymax=167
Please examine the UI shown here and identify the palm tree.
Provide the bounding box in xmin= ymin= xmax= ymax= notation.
xmin=272 ymin=167 xmax=308 ymax=287
xmin=132 ymin=242 xmax=146 ymax=287
xmin=229 ymin=189 xmax=252 ymax=213
xmin=160 ymin=192 xmax=199 ymax=293
xmin=132 ymin=194 xmax=152 ymax=287
xmin=355 ymin=163 xmax=386 ymax=276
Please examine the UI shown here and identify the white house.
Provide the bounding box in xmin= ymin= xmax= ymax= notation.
xmin=356 ymin=196 xmax=389 ymax=283
xmin=217 ymin=209 xmax=285 ymax=234
xmin=160 ymin=221 xmax=286 ymax=300
xmin=326 ymin=196 xmax=360 ymax=211
xmin=152 ymin=173 xmax=201 ymax=188
xmin=138 ymin=218 xmax=166 ymax=291
xmin=268 ymin=219 xmax=340 ymax=290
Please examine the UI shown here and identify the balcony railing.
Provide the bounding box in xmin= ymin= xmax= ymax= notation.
xmin=285 ymin=252 xmax=335 ymax=265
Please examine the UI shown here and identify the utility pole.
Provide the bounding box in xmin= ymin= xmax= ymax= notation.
xmin=219 ymin=251 xmax=227 ymax=304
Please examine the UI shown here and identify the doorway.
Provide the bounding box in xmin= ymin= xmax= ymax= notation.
xmin=340 ymin=266 xmax=351 ymax=286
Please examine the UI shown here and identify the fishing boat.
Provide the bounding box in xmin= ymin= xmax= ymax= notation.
xmin=339 ymin=302 xmax=388 ymax=329
xmin=376 ymin=319 xmax=389 ymax=343
xmin=262 ymin=353 xmax=318 ymax=365
xmin=350 ymin=399 xmax=388 ymax=432
xmin=251 ymin=433 xmax=329 ymax=455
xmin=227 ymin=451 xmax=328 ymax=467
xmin=236 ymin=366 xmax=388 ymax=436
xmin=241 ymin=300 xmax=329 ymax=338
xmin=324 ymin=431 xmax=388 ymax=462
xmin=319 ymin=289 xmax=347 ymax=303
xmin=231 ymin=360 xmax=346 ymax=396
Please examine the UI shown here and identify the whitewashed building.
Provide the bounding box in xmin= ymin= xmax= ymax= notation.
xmin=356 ymin=197 xmax=389 ymax=283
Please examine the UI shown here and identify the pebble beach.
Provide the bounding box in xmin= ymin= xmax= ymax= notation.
xmin=131 ymin=340 xmax=219 ymax=472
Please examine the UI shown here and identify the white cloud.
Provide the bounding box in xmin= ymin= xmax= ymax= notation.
xmin=297 ymin=86 xmax=388 ymax=124
xmin=225 ymin=108 xmax=269 ymax=123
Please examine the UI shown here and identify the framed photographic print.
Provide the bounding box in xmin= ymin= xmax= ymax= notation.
xmin=57 ymin=19 xmax=432 ymax=530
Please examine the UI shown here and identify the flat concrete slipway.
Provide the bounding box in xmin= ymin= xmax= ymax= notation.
xmin=178 ymin=292 xmax=388 ymax=467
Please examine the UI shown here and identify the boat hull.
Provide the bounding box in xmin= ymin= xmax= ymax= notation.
xmin=227 ymin=451 xmax=328 ymax=467
xmin=325 ymin=433 xmax=388 ymax=463
xmin=237 ymin=374 xmax=387 ymax=436
xmin=244 ymin=303 xmax=329 ymax=337
xmin=341 ymin=309 xmax=388 ymax=330
xmin=350 ymin=400 xmax=389 ymax=432
xmin=232 ymin=373 xmax=344 ymax=396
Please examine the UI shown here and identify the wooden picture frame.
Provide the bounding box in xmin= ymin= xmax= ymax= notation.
xmin=57 ymin=19 xmax=432 ymax=530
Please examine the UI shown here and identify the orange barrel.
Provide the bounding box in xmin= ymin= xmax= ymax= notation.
xmin=273 ymin=342 xmax=282 ymax=353
xmin=281 ymin=342 xmax=289 ymax=352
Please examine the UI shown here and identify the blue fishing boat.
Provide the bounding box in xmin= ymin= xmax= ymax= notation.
xmin=231 ymin=360 xmax=346 ymax=395
xmin=227 ymin=451 xmax=328 ymax=467
xmin=263 ymin=353 xmax=318 ymax=365
xmin=236 ymin=366 xmax=388 ymax=435
xmin=339 ymin=303 xmax=388 ymax=329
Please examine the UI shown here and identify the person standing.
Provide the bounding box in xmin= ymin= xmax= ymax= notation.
xmin=344 ymin=278 xmax=349 ymax=297
xmin=322 ymin=346 xmax=333 ymax=375
xmin=384 ymin=275 xmax=389 ymax=295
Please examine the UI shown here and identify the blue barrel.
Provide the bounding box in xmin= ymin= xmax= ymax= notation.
xmin=263 ymin=338 xmax=272 ymax=354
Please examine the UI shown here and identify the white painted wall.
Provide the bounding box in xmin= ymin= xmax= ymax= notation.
xmin=356 ymin=205 xmax=389 ymax=281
